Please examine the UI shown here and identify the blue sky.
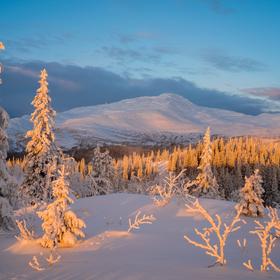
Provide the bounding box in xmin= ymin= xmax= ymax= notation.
xmin=1 ymin=0 xmax=280 ymax=116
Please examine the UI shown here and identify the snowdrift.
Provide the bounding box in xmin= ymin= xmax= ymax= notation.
xmin=0 ymin=193 xmax=279 ymax=279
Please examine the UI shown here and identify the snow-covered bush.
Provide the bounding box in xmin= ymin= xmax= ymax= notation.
xmin=7 ymin=161 xmax=24 ymax=186
xmin=20 ymin=69 xmax=61 ymax=205
xmin=69 ymin=146 xmax=115 ymax=198
xmin=236 ymin=169 xmax=264 ymax=217
xmin=37 ymin=165 xmax=86 ymax=248
xmin=68 ymin=172 xmax=88 ymax=198
xmin=0 ymin=197 xmax=15 ymax=231
xmin=184 ymin=200 xmax=244 ymax=266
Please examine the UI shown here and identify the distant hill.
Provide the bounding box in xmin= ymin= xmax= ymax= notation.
xmin=7 ymin=93 xmax=280 ymax=152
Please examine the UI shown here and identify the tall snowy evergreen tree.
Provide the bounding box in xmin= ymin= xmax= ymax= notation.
xmin=20 ymin=69 xmax=61 ymax=205
xmin=87 ymin=145 xmax=114 ymax=195
xmin=191 ymin=127 xmax=219 ymax=198
xmin=0 ymin=44 xmax=16 ymax=230
xmin=37 ymin=165 xmax=86 ymax=248
xmin=236 ymin=169 xmax=265 ymax=217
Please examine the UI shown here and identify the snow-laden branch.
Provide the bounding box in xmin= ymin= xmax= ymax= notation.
xmin=250 ymin=207 xmax=280 ymax=272
xmin=127 ymin=211 xmax=156 ymax=233
xmin=243 ymin=259 xmax=254 ymax=271
xmin=184 ymin=200 xmax=245 ymax=266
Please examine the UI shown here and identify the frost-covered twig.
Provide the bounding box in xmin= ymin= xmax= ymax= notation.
xmin=237 ymin=238 xmax=247 ymax=249
xmin=243 ymin=259 xmax=254 ymax=271
xmin=45 ymin=251 xmax=61 ymax=265
xmin=127 ymin=211 xmax=156 ymax=233
xmin=250 ymin=207 xmax=280 ymax=272
xmin=29 ymin=256 xmax=45 ymax=271
xmin=15 ymin=219 xmax=35 ymax=241
xmin=184 ymin=200 xmax=244 ymax=265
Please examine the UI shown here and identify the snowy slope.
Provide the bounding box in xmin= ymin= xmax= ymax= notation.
xmin=0 ymin=193 xmax=279 ymax=279
xmin=7 ymin=93 xmax=280 ymax=152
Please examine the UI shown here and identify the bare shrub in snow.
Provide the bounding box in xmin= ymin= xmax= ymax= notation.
xmin=184 ymin=200 xmax=244 ymax=266
xmin=15 ymin=219 xmax=35 ymax=241
xmin=149 ymin=170 xmax=185 ymax=207
xmin=250 ymin=207 xmax=280 ymax=272
xmin=236 ymin=169 xmax=265 ymax=217
xmin=127 ymin=211 xmax=156 ymax=233
xmin=37 ymin=165 xmax=86 ymax=248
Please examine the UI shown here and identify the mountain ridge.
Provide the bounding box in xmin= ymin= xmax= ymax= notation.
xmin=7 ymin=93 xmax=280 ymax=152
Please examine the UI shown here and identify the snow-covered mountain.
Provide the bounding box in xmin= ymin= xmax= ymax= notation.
xmin=7 ymin=93 xmax=280 ymax=152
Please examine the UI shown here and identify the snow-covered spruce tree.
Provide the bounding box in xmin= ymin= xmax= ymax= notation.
xmin=87 ymin=145 xmax=114 ymax=195
xmin=236 ymin=169 xmax=265 ymax=217
xmin=20 ymin=69 xmax=61 ymax=205
xmin=187 ymin=127 xmax=219 ymax=198
xmin=0 ymin=43 xmax=16 ymax=230
xmin=37 ymin=165 xmax=86 ymax=248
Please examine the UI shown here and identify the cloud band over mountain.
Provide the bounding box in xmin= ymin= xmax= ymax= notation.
xmin=0 ymin=60 xmax=278 ymax=117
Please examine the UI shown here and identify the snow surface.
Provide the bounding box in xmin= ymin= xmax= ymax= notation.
xmin=0 ymin=193 xmax=279 ymax=279
xmin=7 ymin=93 xmax=280 ymax=152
